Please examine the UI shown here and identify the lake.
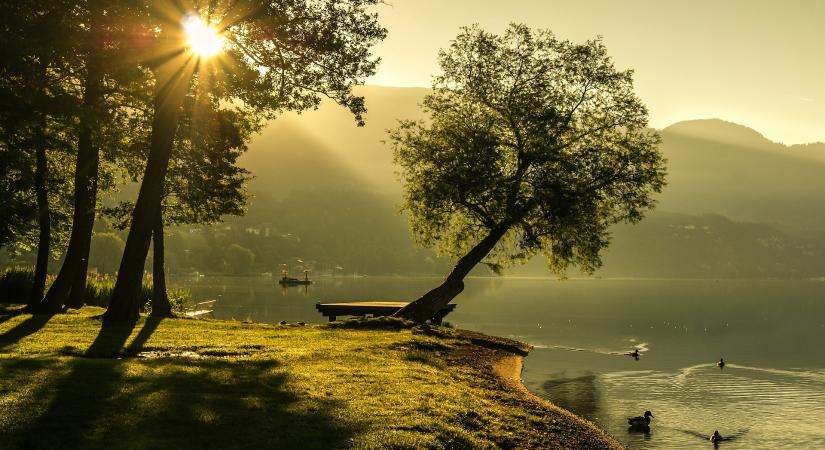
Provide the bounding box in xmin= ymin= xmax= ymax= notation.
xmin=173 ymin=276 xmax=825 ymax=449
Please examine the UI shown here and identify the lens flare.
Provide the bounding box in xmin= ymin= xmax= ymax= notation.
xmin=183 ymin=16 xmax=225 ymax=58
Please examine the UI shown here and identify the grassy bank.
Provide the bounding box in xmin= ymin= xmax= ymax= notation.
xmin=0 ymin=306 xmax=621 ymax=449
xmin=0 ymin=268 xmax=191 ymax=312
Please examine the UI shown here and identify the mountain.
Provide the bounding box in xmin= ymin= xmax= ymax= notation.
xmin=75 ymin=87 xmax=825 ymax=277
xmin=658 ymin=119 xmax=825 ymax=235
xmin=239 ymin=86 xmax=429 ymax=199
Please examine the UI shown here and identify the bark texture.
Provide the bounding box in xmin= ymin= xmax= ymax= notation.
xmin=150 ymin=208 xmax=173 ymax=317
xmin=28 ymin=119 xmax=50 ymax=308
xmin=395 ymin=227 xmax=508 ymax=322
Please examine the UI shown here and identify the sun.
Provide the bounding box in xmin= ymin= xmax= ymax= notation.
xmin=183 ymin=15 xmax=225 ymax=58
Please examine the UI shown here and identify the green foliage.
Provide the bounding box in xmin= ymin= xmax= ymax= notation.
xmin=89 ymin=233 xmax=125 ymax=274
xmin=224 ymin=243 xmax=255 ymax=275
xmin=389 ymin=24 xmax=667 ymax=275
xmin=0 ymin=268 xmax=190 ymax=312
xmin=0 ymin=2 xmax=78 ymax=256
xmin=0 ymin=267 xmax=37 ymax=303
xmin=226 ymin=0 xmax=388 ymax=124
xmin=164 ymin=99 xmax=255 ymax=226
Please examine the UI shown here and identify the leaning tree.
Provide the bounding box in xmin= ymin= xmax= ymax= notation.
xmin=389 ymin=24 xmax=667 ymax=322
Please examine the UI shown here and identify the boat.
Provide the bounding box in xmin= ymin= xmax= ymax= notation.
xmin=278 ymin=276 xmax=311 ymax=286
xmin=278 ymin=268 xmax=312 ymax=286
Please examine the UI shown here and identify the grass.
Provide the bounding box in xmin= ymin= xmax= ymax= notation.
xmin=0 ymin=306 xmax=621 ymax=450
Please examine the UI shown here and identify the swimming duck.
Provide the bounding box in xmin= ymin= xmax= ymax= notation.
xmin=710 ymin=430 xmax=723 ymax=443
xmin=630 ymin=349 xmax=640 ymax=360
xmin=627 ymin=410 xmax=653 ymax=429
xmin=717 ymin=358 xmax=725 ymax=370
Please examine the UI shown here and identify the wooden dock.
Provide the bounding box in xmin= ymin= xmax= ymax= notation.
xmin=315 ymin=301 xmax=456 ymax=324
xmin=183 ymin=300 xmax=216 ymax=318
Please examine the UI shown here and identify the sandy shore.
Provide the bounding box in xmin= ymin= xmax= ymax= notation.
xmin=451 ymin=329 xmax=624 ymax=450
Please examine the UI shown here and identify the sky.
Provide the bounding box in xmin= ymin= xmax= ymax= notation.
xmin=366 ymin=0 xmax=825 ymax=145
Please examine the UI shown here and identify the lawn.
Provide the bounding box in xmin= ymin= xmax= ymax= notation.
xmin=0 ymin=306 xmax=620 ymax=449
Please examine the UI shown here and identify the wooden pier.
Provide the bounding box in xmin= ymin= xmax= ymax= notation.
xmin=315 ymin=301 xmax=456 ymax=324
xmin=183 ymin=300 xmax=216 ymax=318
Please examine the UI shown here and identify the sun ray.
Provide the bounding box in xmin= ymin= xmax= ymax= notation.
xmin=183 ymin=15 xmax=225 ymax=58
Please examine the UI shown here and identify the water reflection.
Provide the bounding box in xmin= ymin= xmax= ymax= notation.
xmin=541 ymin=371 xmax=600 ymax=419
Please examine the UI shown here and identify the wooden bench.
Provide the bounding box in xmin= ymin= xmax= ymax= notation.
xmin=315 ymin=301 xmax=456 ymax=324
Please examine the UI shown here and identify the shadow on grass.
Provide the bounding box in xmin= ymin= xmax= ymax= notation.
xmin=0 ymin=304 xmax=27 ymax=328
xmin=0 ymin=313 xmax=16 ymax=327
xmin=126 ymin=316 xmax=163 ymax=353
xmin=1 ymin=318 xmax=363 ymax=449
xmin=84 ymin=319 xmax=139 ymax=358
xmin=0 ymin=314 xmax=54 ymax=351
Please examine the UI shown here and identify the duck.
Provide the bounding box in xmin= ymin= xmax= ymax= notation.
xmin=717 ymin=358 xmax=725 ymax=370
xmin=710 ymin=430 xmax=724 ymax=444
xmin=630 ymin=349 xmax=640 ymax=360
xmin=278 ymin=320 xmax=287 ymax=325
xmin=627 ymin=410 xmax=653 ymax=429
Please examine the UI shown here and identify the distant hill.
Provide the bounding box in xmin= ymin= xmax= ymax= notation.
xmin=239 ymin=86 xmax=429 ymax=199
xmin=63 ymin=87 xmax=822 ymax=278
xmin=658 ymin=119 xmax=825 ymax=234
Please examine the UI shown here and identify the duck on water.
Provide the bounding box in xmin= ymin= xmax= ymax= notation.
xmin=627 ymin=410 xmax=653 ymax=431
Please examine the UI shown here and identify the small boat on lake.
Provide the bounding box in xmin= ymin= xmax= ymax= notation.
xmin=278 ymin=275 xmax=311 ymax=286
xmin=278 ymin=269 xmax=312 ymax=286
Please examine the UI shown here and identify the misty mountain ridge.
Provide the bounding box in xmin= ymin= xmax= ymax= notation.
xmin=107 ymin=86 xmax=825 ymax=277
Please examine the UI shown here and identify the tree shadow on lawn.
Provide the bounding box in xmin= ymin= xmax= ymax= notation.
xmin=2 ymin=320 xmax=362 ymax=449
xmin=0 ymin=313 xmax=54 ymax=351
xmin=0 ymin=304 xmax=27 ymax=327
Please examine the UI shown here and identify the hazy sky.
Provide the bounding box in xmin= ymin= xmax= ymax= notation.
xmin=366 ymin=0 xmax=824 ymax=145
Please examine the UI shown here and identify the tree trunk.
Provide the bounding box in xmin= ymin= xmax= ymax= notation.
xmin=150 ymin=208 xmax=173 ymax=317
xmin=65 ymin=129 xmax=100 ymax=310
xmin=27 ymin=118 xmax=50 ymax=309
xmin=395 ymin=226 xmax=509 ymax=323
xmin=105 ymin=63 xmax=189 ymax=322
xmin=34 ymin=58 xmax=103 ymax=314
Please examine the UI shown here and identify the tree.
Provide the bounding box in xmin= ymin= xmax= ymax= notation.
xmin=0 ymin=1 xmax=78 ymax=308
xmin=105 ymin=89 xmax=255 ymax=317
xmin=31 ymin=0 xmax=155 ymax=313
xmin=224 ymin=244 xmax=255 ymax=275
xmin=389 ymin=24 xmax=667 ymax=322
xmin=106 ymin=0 xmax=387 ymax=322
xmin=89 ymin=232 xmax=125 ymax=274
xmin=149 ymin=93 xmax=254 ymax=316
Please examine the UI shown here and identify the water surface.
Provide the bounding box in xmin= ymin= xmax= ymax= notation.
xmin=173 ymin=276 xmax=825 ymax=449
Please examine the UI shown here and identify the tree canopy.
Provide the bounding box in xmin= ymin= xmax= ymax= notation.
xmin=390 ymin=24 xmax=667 ymax=321
xmin=106 ymin=0 xmax=387 ymax=321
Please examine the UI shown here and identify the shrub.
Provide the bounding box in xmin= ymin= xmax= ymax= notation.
xmin=0 ymin=267 xmax=37 ymax=303
xmin=0 ymin=267 xmax=192 ymax=313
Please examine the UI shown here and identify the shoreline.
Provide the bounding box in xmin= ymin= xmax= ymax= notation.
xmin=0 ymin=306 xmax=623 ymax=449
xmin=448 ymin=329 xmax=623 ymax=449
